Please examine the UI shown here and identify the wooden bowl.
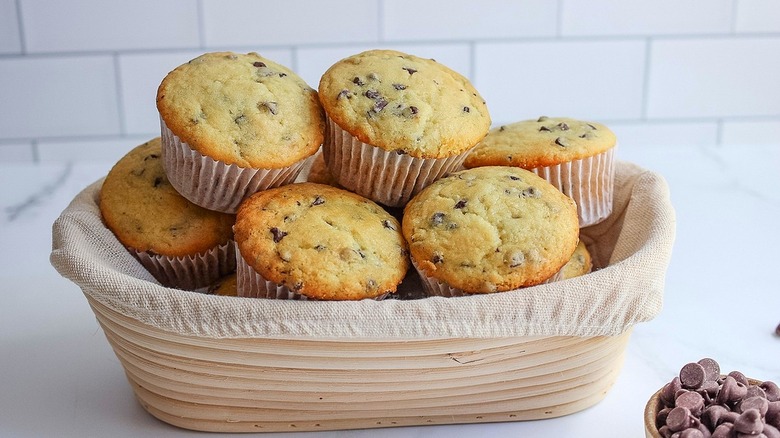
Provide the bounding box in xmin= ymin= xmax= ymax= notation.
xmin=644 ymin=378 xmax=764 ymax=438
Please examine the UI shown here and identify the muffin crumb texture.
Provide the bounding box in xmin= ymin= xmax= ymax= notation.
xmin=319 ymin=49 xmax=490 ymax=158
xmin=235 ymin=183 xmax=409 ymax=300
xmin=402 ymin=166 xmax=579 ymax=293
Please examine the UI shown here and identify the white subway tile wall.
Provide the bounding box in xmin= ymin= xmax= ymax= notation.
xmin=0 ymin=0 xmax=778 ymax=162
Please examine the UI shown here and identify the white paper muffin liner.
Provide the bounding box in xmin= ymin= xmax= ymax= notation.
xmin=235 ymin=243 xmax=309 ymax=300
xmin=160 ymin=118 xmax=308 ymax=214
xmin=323 ymin=117 xmax=470 ymax=207
xmin=531 ymin=147 xmax=616 ymax=227
xmin=411 ymin=258 xmax=565 ymax=298
xmin=236 ymin=243 xmax=391 ymax=301
xmin=132 ymin=240 xmax=236 ymax=291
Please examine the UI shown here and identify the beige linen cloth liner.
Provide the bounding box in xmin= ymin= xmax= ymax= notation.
xmin=50 ymin=161 xmax=675 ymax=339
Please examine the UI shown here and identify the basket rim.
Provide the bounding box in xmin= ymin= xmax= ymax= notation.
xmin=50 ymin=160 xmax=675 ymax=340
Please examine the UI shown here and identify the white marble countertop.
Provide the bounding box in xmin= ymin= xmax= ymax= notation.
xmin=1 ymin=145 xmax=779 ymax=437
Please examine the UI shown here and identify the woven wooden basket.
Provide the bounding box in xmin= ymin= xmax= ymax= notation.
xmin=52 ymin=161 xmax=675 ymax=432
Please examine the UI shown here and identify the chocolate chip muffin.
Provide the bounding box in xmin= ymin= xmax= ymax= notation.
xmin=234 ymin=182 xmax=409 ymax=300
xmin=99 ymin=138 xmax=236 ymax=290
xmin=560 ymin=240 xmax=592 ymax=280
xmin=157 ymin=51 xmax=325 ymax=213
xmin=402 ymin=166 xmax=579 ymax=296
xmin=465 ymin=116 xmax=617 ymax=226
xmin=318 ymin=49 xmax=491 ymax=207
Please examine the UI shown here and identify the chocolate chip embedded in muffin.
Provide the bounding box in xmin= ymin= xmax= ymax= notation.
xmin=234 ymin=182 xmax=409 ymax=300
xmin=402 ymin=166 xmax=579 ymax=294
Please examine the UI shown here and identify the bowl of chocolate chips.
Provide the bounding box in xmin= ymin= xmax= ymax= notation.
xmin=645 ymin=358 xmax=780 ymax=438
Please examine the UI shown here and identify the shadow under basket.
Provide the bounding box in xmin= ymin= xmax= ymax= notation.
xmin=51 ymin=161 xmax=675 ymax=433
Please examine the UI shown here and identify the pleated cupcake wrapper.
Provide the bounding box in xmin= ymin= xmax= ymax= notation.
xmin=132 ymin=240 xmax=236 ymax=291
xmin=235 ymin=243 xmax=309 ymax=300
xmin=411 ymin=258 xmax=565 ymax=298
xmin=235 ymin=243 xmax=390 ymax=301
xmin=530 ymin=147 xmax=616 ymax=227
xmin=323 ymin=117 xmax=469 ymax=207
xmin=160 ymin=117 xmax=306 ymax=214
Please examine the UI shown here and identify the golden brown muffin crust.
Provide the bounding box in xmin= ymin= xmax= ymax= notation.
xmin=318 ymin=49 xmax=490 ymax=158
xmin=99 ymin=138 xmax=235 ymax=257
xmin=234 ymin=183 xmax=409 ymax=300
xmin=157 ymin=52 xmax=325 ymax=169
xmin=465 ymin=116 xmax=616 ymax=169
xmin=402 ymin=166 xmax=579 ymax=293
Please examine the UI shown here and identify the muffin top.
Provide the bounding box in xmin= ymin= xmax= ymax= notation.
xmin=560 ymin=240 xmax=592 ymax=280
xmin=234 ymin=182 xmax=409 ymax=300
xmin=402 ymin=166 xmax=579 ymax=293
xmin=100 ymin=138 xmax=235 ymax=257
xmin=318 ymin=49 xmax=491 ymax=158
xmin=464 ymin=116 xmax=616 ymax=169
xmin=157 ymin=52 xmax=325 ymax=169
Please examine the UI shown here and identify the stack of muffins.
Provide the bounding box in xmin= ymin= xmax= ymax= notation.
xmin=99 ymin=49 xmax=616 ymax=301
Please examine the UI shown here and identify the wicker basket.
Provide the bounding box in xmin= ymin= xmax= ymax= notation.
xmin=51 ymin=161 xmax=675 ymax=433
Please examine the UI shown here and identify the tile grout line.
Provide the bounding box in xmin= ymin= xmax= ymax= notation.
xmin=14 ymin=0 xmax=26 ymax=54
xmin=641 ymin=37 xmax=652 ymax=121
xmin=113 ymin=54 xmax=127 ymax=136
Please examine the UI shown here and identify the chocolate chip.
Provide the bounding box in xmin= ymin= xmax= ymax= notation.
xmin=537 ymin=116 xmax=549 ymax=122
xmin=761 ymin=382 xmax=780 ymax=402
xmin=661 ymin=377 xmax=684 ymax=407
xmin=463 ymin=106 xmax=470 ymax=113
xmin=368 ymin=72 xmax=380 ymax=81
xmin=557 ymin=122 xmax=570 ymax=131
xmin=430 ymin=212 xmax=445 ymax=226
xmin=314 ymin=244 xmax=326 ymax=251
xmin=739 ymin=396 xmax=769 ymax=416
xmin=667 ymin=406 xmax=694 ymax=432
xmin=152 ymin=176 xmax=163 ymax=188
xmin=352 ymin=77 xmax=364 ymax=86
xmin=454 ymin=199 xmax=467 ymax=209
xmin=508 ymin=175 xmax=520 ymax=181
xmin=373 ymin=99 xmax=388 ymax=112
xmin=392 ymin=83 xmax=407 ymax=90
xmin=698 ymin=358 xmax=721 ymax=382
xmin=279 ymin=72 xmax=287 ymax=77
xmin=364 ymin=89 xmax=380 ymax=99
xmin=521 ymin=187 xmax=540 ymax=198
xmin=587 ymin=123 xmax=598 ymax=130
xmin=292 ymin=281 xmax=303 ymax=292
xmin=734 ymin=409 xmax=763 ymax=435
xmin=539 ymin=126 xmax=551 ymax=132
xmin=676 ymin=391 xmax=705 ymax=417
xmin=402 ymin=67 xmax=417 ymax=75
xmin=408 ymin=106 xmax=418 ymax=115
xmin=717 ymin=376 xmax=748 ymax=405
xmin=394 ymin=148 xmax=407 ymax=155
xmin=311 ymin=195 xmax=325 ymax=206
xmin=260 ymin=101 xmax=278 ymax=115
xmin=711 ymin=423 xmax=733 ymax=438
xmin=499 ymin=126 xmax=506 ymax=132
xmin=337 ymin=89 xmax=351 ymax=99
xmin=432 ymin=253 xmax=444 ymax=264
xmin=702 ymin=405 xmax=730 ymax=430
xmin=729 ymin=371 xmax=750 ymax=387
xmin=681 ymin=363 xmax=707 ymax=389
xmin=253 ymin=61 xmax=266 ymax=68
xmin=382 ymin=220 xmax=396 ymax=230
xmin=144 ymin=154 xmax=159 ymax=161
xmin=555 ymin=137 xmax=569 ymax=147
xmin=234 ymin=114 xmax=246 ymax=124
xmin=270 ymin=227 xmax=287 ymax=243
